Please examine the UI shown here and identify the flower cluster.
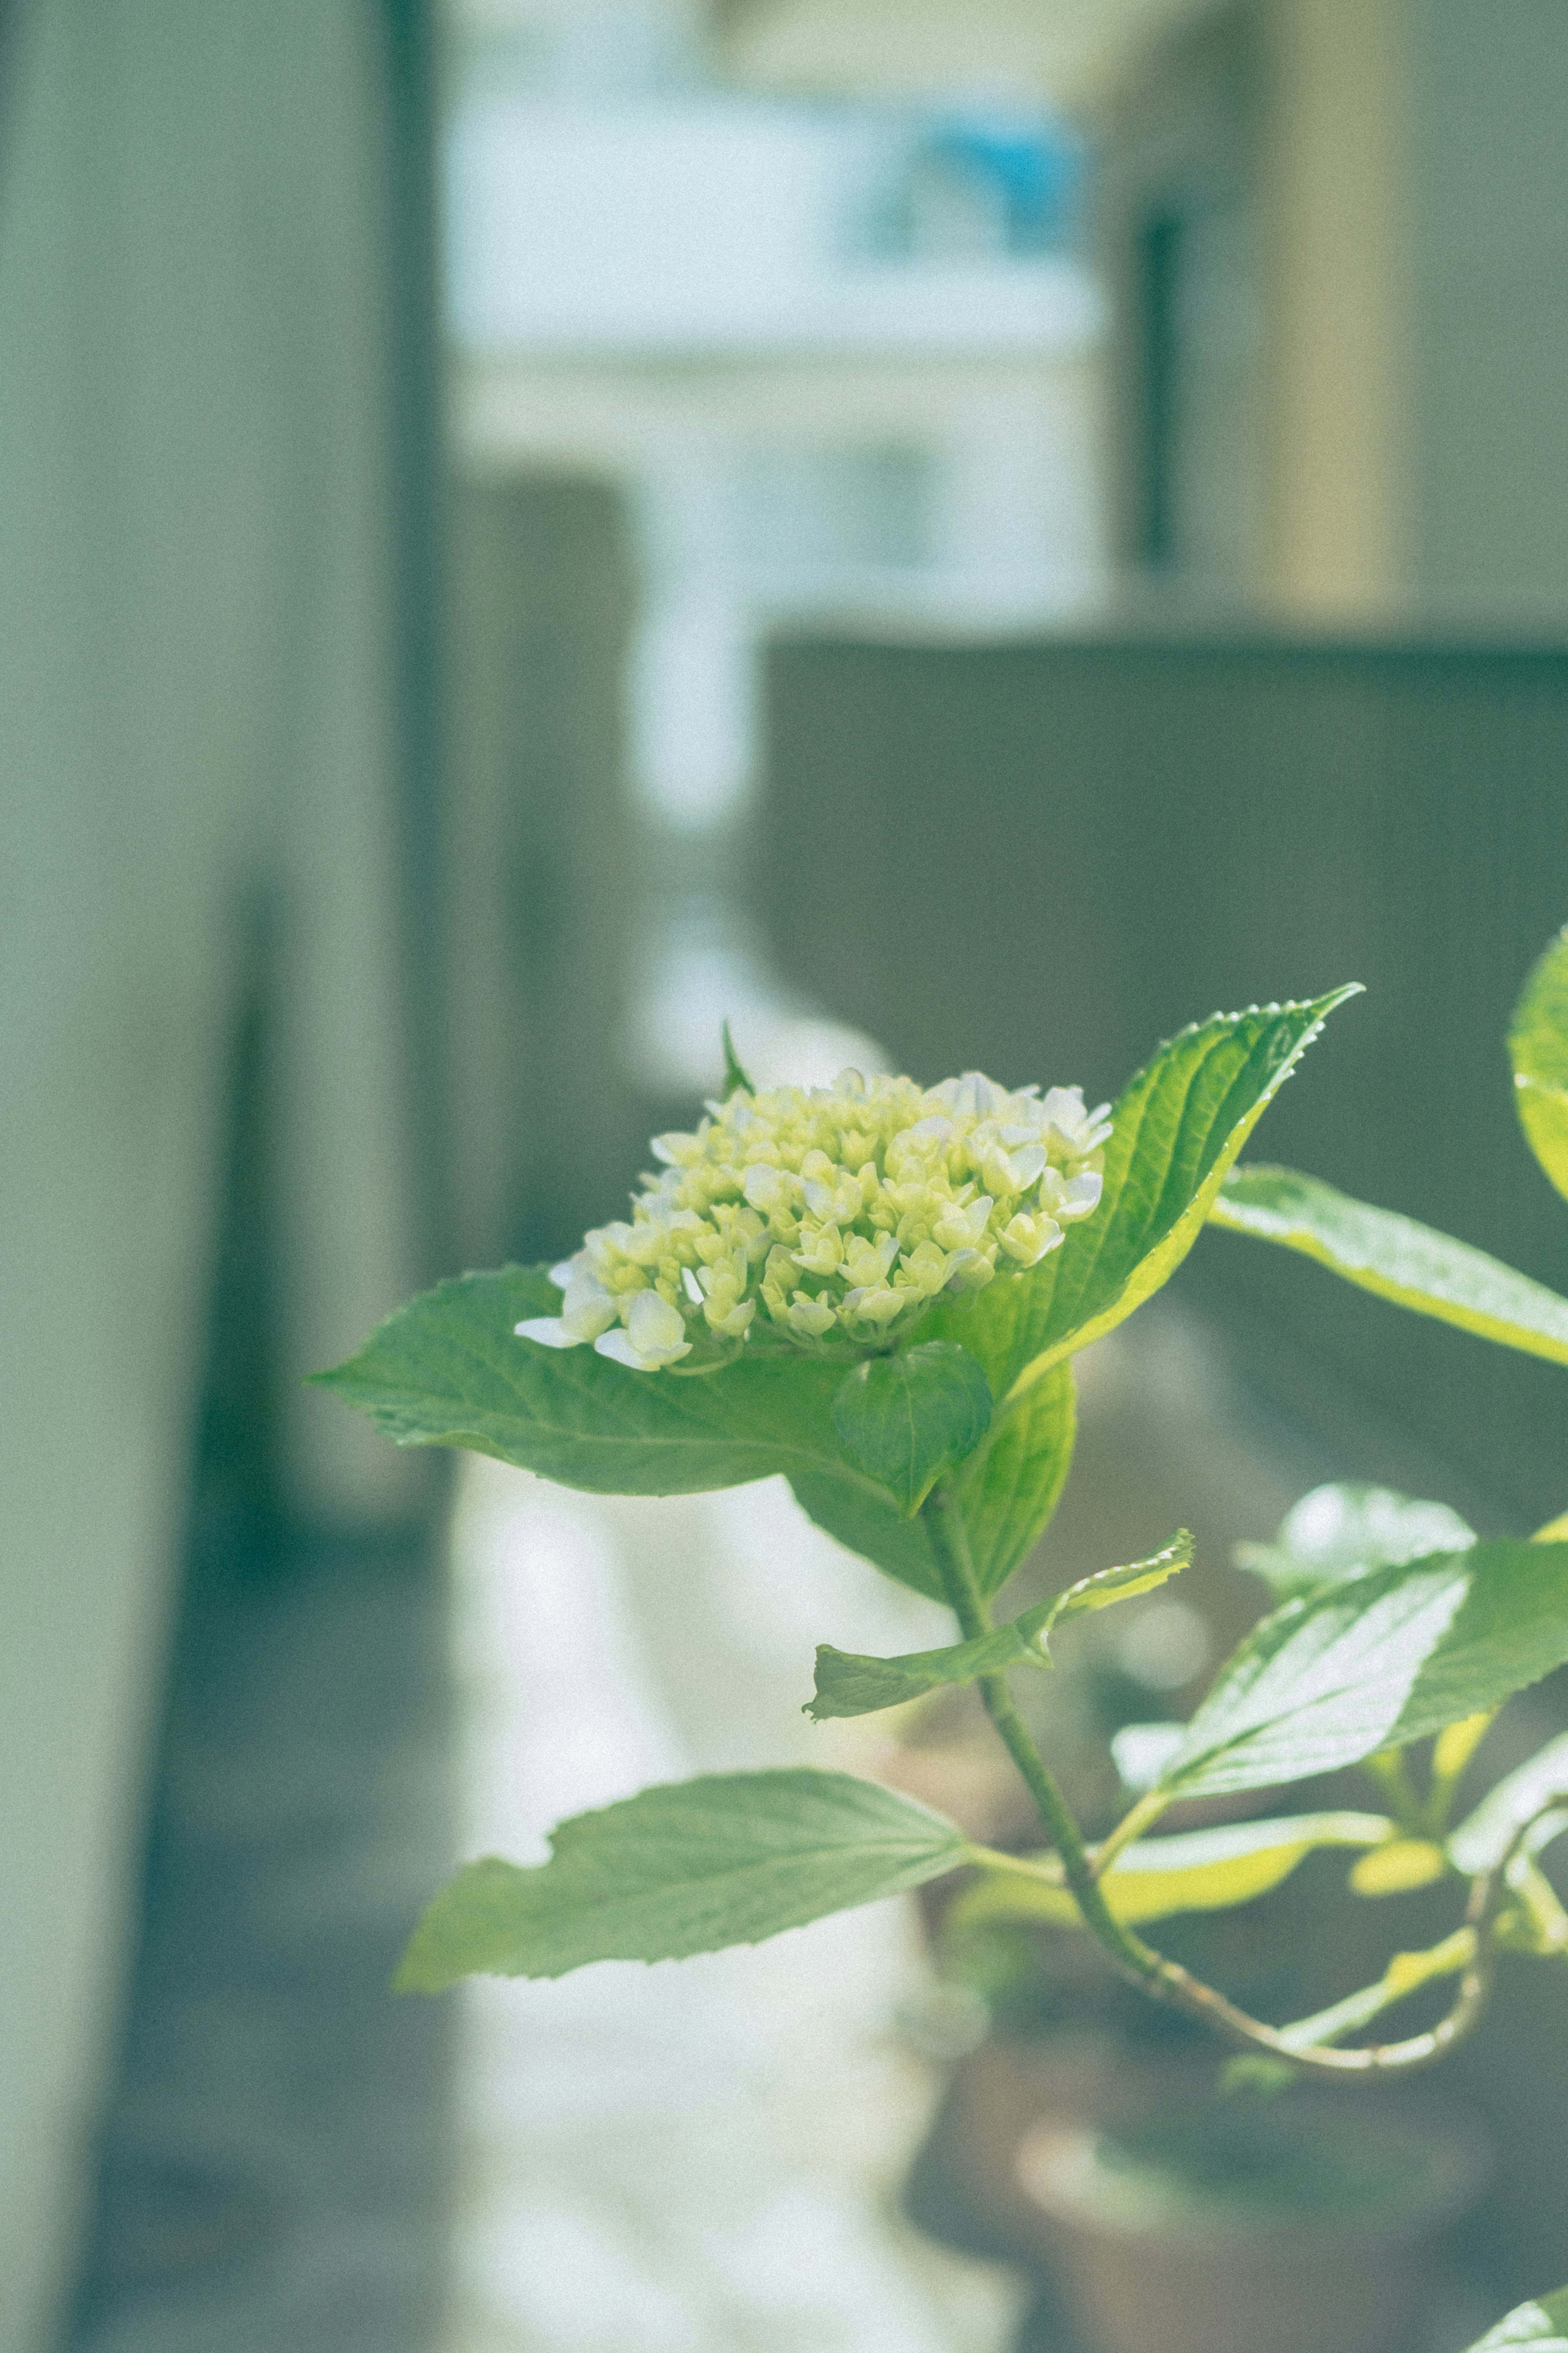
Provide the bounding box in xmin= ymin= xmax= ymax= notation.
xmin=518 ymin=1068 xmax=1111 ymax=1372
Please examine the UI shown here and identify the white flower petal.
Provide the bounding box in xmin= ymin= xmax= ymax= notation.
xmin=560 ymin=1277 xmax=619 ymax=1342
xmin=594 ymin=1329 xmax=657 ymax=1370
xmin=627 ymin=1289 xmax=688 ymax=1353
xmin=514 ymin=1317 xmax=585 ymax=1349
xmin=1059 ymin=1170 xmax=1103 ymax=1217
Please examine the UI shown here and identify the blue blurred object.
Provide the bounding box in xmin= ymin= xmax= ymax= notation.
xmin=899 ymin=113 xmax=1086 ymax=254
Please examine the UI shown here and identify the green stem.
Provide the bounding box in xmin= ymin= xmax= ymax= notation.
xmin=923 ymin=1488 xmax=1180 ymax=1999
xmin=919 ymin=1483 xmax=1499 ymax=2076
xmin=1091 ymin=1786 xmax=1174 ymax=1877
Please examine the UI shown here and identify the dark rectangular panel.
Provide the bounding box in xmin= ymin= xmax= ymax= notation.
xmin=761 ymin=631 xmax=1568 ymax=1523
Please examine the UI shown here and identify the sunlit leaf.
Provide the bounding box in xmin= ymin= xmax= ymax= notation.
xmin=1449 ymin=1732 xmax=1568 ymax=1873
xmin=831 ymin=1342 xmax=991 ymax=1515
xmin=1236 ymin=1483 xmax=1476 ymax=1600
xmin=1152 ymin=1540 xmax=1568 ymax=1803
xmin=1110 ymin=1721 xmax=1187 ymax=1791
xmin=807 ymin=1534 xmax=1192 ymax=1720
xmin=933 ymin=991 xmax=1358 ymax=1408
xmin=950 ymin=1811 xmax=1393 ymax=1933
xmin=1209 ymin=1166 xmax=1568 ymax=1368
xmin=1510 ymin=926 xmax=1568 ymax=1203
xmin=396 ymin=1769 xmax=973 ymax=1990
xmin=1454 ymin=2285 xmax=1568 ymax=2352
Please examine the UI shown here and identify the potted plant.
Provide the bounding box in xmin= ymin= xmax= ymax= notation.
xmin=317 ymin=933 xmax=1568 ymax=2353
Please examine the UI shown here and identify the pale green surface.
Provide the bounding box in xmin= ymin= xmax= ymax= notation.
xmin=1459 ymin=2286 xmax=1568 ymax=2352
xmin=396 ymin=1769 xmax=973 ymax=1989
xmin=1510 ymin=928 xmax=1568 ymax=1203
xmin=806 ymin=1533 xmax=1191 ymax=1719
xmin=1157 ymin=1540 xmax=1568 ymax=1800
xmin=1210 ymin=1165 xmax=1568 ymax=1366
xmin=1449 ymin=1732 xmax=1568 ymax=1873
xmin=830 ymin=1341 xmax=992 ymax=1515
xmin=1236 ymin=1481 xmax=1477 ymax=1599
xmin=951 ymin=1811 xmax=1393 ymax=1931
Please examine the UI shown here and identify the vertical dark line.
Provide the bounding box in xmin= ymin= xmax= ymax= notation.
xmin=1139 ymin=211 xmax=1181 ymax=572
xmin=189 ymin=895 xmax=285 ymax=1564
xmin=380 ymin=0 xmax=450 ymax=1284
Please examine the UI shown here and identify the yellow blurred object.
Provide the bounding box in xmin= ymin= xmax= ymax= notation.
xmin=1350 ymin=1839 xmax=1449 ymax=1897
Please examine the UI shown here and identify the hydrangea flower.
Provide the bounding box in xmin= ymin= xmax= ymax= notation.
xmin=517 ymin=1067 xmax=1111 ymax=1372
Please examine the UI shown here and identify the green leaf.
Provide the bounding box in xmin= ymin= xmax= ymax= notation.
xmin=720 ymin=1017 xmax=755 ymax=1100
xmin=395 ymin=1769 xmax=973 ymax=1990
xmin=1448 ymin=1731 xmax=1568 ymax=1873
xmin=1455 ymin=2286 xmax=1568 ymax=2353
xmin=790 ymin=1360 xmax=1077 ymax=1603
xmin=1045 ymin=1532 xmax=1194 ymax=1626
xmin=796 ymin=990 xmax=1354 ymax=1579
xmin=950 ymin=1811 xmax=1393 ymax=1933
xmin=936 ymin=991 xmax=1359 ymax=1409
xmin=1236 ymin=1483 xmax=1477 ymax=1601
xmin=785 ymin=1466 xmax=947 ymax=1597
xmin=807 ymin=1532 xmax=1192 ymax=1720
xmin=1152 ymin=1540 xmax=1568 ymax=1803
xmin=1510 ymin=926 xmax=1568 ymax=1202
xmin=320 ymin=1263 xmax=1069 ymax=1604
xmin=1209 ymin=1166 xmax=1568 ymax=1369
xmin=949 ymin=1354 xmax=1076 ymax=1593
xmin=315 ymin=1263 xmax=879 ymax=1501
xmin=831 ymin=1342 xmax=992 ymax=1515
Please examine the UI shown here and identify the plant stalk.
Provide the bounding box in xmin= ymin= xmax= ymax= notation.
xmin=920 ymin=1483 xmax=1498 ymax=2076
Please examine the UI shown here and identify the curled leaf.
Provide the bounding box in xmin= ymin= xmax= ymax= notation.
xmin=806 ymin=1535 xmax=1191 ymax=1721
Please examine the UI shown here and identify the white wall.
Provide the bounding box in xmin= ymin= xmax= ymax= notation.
xmin=0 ymin=4 xmax=426 ymax=2340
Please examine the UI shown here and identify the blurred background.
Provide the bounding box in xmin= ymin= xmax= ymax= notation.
xmin=2 ymin=1 xmax=1567 ymax=2348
